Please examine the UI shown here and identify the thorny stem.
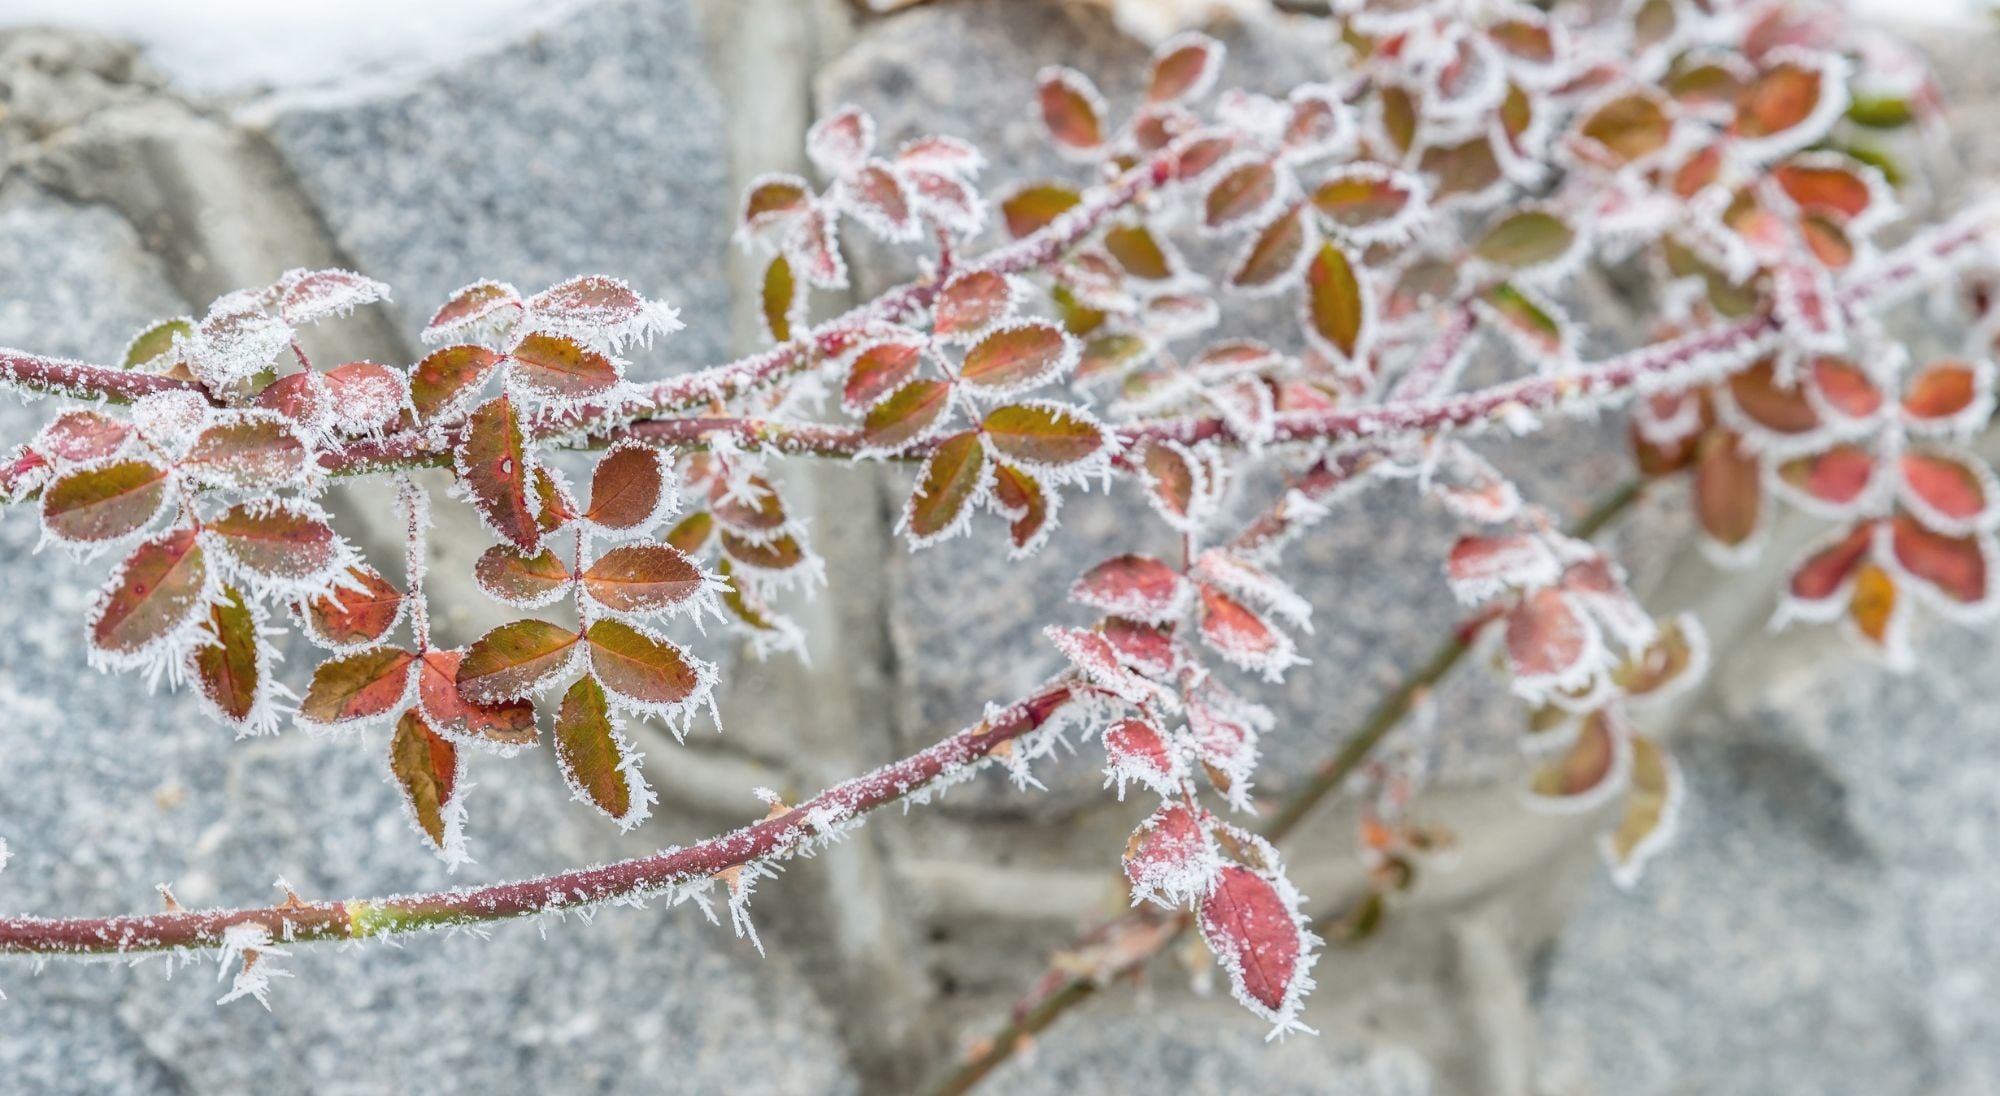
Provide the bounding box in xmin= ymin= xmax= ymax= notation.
xmin=0 ymin=686 xmax=1073 ymax=956
xmin=0 ymin=350 xmax=213 ymax=405
xmin=925 ymin=477 xmax=1648 ymax=1096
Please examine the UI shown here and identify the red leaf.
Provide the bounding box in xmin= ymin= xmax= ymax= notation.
xmin=1891 ymin=513 xmax=1990 ymax=605
xmin=41 ymin=460 xmax=169 ymax=544
xmin=1787 ymin=522 xmax=1874 ymax=603
xmin=1141 ymin=443 xmax=1199 ymax=527
xmin=1734 ymin=58 xmax=1826 ymax=141
xmin=1808 ymin=357 xmax=1883 ymax=420
xmin=722 ymin=530 xmax=807 ymax=573
xmin=1123 ymin=802 xmax=1214 ymax=904
xmin=474 ymin=543 xmax=572 ymax=607
xmin=1199 ymin=866 xmax=1303 ymax=1015
xmin=90 ymin=528 xmax=208 ymax=656
xmin=581 ymin=544 xmax=707 ymax=613
xmin=1773 ymin=161 xmax=1875 ymax=220
xmin=1102 ymin=617 xmax=1178 ymax=678
xmin=1229 ymin=205 xmax=1310 ymax=291
xmin=1504 ymin=587 xmax=1592 ymax=681
xmin=1778 ymin=444 xmax=1877 ymax=507
xmin=862 ymin=379 xmax=952 ymax=451
xmin=458 ymin=619 xmax=582 ymax=703
xmin=1103 ymin=716 xmax=1180 ymax=797
xmin=1198 ymin=585 xmax=1292 ymax=676
xmin=508 ymin=332 xmax=620 ymax=400
xmin=556 ymin=674 xmax=643 ymax=824
xmin=844 ymin=338 xmax=926 ymax=412
xmin=1446 ymin=534 xmax=1558 ymax=601
xmin=982 ymin=403 xmax=1105 ymax=468
xmin=184 ymin=416 xmax=308 ymax=489
xmin=807 ymin=105 xmax=874 ymax=177
xmin=1036 ymin=67 xmax=1106 ymax=152
xmin=1147 ymin=32 xmax=1222 ymax=103
xmin=322 ymin=361 xmax=410 ymax=434
xmin=905 ymin=431 xmax=986 ymax=542
xmin=1903 ymin=360 xmax=1982 ymax=423
xmin=206 ymin=501 xmax=338 ymax=582
xmin=458 ymin=395 xmax=540 ymax=551
xmin=990 ymin=463 xmax=1053 ymax=554
xmin=302 ymin=566 xmax=403 ymax=648
xmin=1529 ymin=710 xmax=1626 ymax=804
xmin=742 ymin=174 xmax=813 ymax=232
xmin=1204 ymin=158 xmax=1279 ymax=231
xmin=277 ymin=268 xmax=388 ymax=325
xmin=844 ymin=161 xmax=916 ymax=238
xmin=586 ymin=444 xmax=670 ymax=532
xmin=933 ymin=271 xmax=1014 ymax=341
xmin=190 ymin=586 xmax=261 ymax=727
xmin=425 ymin=281 xmax=522 ymax=343
xmin=1072 ymin=555 xmax=1189 ymax=624
xmin=409 ymin=345 xmax=504 ymax=422
xmin=1694 ymin=431 xmax=1763 ymax=548
xmin=416 ymin=648 xmax=537 ymax=748
xmin=36 ymin=410 xmax=130 ymax=463
xmin=390 ymin=708 xmax=461 ymax=849
xmin=585 ymin=618 xmax=703 ymax=706
xmin=1900 ymin=451 xmax=1991 ymax=527
xmin=300 ymin=646 xmax=416 ymax=726
xmin=528 ymin=274 xmax=644 ymax=331
xmin=961 ymin=322 xmax=1074 ymax=392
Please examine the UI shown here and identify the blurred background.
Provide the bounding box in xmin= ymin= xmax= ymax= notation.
xmin=1 ymin=1 xmax=1998 ymax=1093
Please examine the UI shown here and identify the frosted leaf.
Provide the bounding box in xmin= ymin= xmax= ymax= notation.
xmin=1601 ymin=733 xmax=1685 ymax=889
xmin=130 ymin=390 xmax=212 ymax=454
xmin=424 ymin=280 xmax=523 ymax=345
xmin=1124 ymin=802 xmax=1221 ymax=908
xmin=1197 ymin=584 xmax=1304 ymax=683
xmin=1445 ymin=534 xmax=1560 ymax=604
xmin=1071 ymin=555 xmax=1192 ymax=625
xmin=1196 ymin=857 xmax=1321 ymax=1039
xmin=191 ymin=297 xmax=293 ymax=389
xmin=1102 ymin=716 xmax=1187 ymax=800
xmin=1193 ymin=550 xmax=1312 ymax=633
xmin=275 ymin=268 xmax=390 ymax=326
xmin=807 ymin=105 xmax=877 ymax=179
xmin=525 ymin=275 xmax=682 ymax=351
xmin=1046 ymin=625 xmax=1180 ymax=713
xmin=1187 ymin=681 xmax=1268 ymax=811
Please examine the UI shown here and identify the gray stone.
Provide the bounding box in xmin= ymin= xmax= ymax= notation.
xmin=981 ymin=996 xmax=1435 ymax=1096
xmin=1533 ymin=617 xmax=2000 ymax=1096
xmin=0 ymin=188 xmax=856 ymax=1095
xmin=256 ymin=0 xmax=734 ymax=369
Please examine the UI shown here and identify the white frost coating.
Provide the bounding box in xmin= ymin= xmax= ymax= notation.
xmin=806 ymin=104 xmax=877 ymax=179
xmin=214 ymin=923 xmax=291 ymax=1008
xmin=1444 ymin=534 xmax=1561 ymax=605
xmin=1193 ymin=549 xmax=1313 ymax=633
xmin=557 ymin=703 xmax=660 ymax=833
xmin=422 ymin=280 xmax=524 ymax=346
xmin=274 ymin=268 xmax=391 ymax=326
xmin=1125 ymin=803 xmax=1223 ymax=910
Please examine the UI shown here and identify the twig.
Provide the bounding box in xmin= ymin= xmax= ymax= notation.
xmin=924 ymin=478 xmax=1647 ymax=1096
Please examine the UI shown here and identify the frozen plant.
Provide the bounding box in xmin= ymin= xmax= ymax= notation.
xmin=0 ymin=0 xmax=1996 ymax=1081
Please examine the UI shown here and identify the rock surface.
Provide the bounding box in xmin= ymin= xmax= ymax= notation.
xmin=257 ymin=0 xmax=735 ymax=370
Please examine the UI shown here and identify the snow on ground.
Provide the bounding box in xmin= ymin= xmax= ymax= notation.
xmin=1 ymin=0 xmax=1990 ymax=98
xmin=0 ymin=0 xmax=600 ymax=95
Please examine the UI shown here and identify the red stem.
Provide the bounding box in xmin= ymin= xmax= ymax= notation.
xmin=0 ymin=685 xmax=1072 ymax=956
xmin=0 ymin=351 xmax=212 ymax=404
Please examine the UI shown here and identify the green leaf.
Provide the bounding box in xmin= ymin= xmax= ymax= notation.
xmin=983 ymin=403 xmax=1106 ymax=468
xmin=555 ymin=675 xmax=639 ymax=823
xmin=906 ymin=430 xmax=986 ymax=542
xmin=457 ymin=619 xmax=581 ymax=703
xmin=390 ymin=709 xmax=461 ymax=849
xmin=41 ymin=459 xmax=169 ymax=544
xmin=585 ymin=618 xmax=703 ymax=706
xmin=1473 ymin=210 xmax=1576 ymax=269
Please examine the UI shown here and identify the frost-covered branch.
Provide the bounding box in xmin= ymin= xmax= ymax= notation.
xmin=0 ymin=685 xmax=1074 ymax=957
